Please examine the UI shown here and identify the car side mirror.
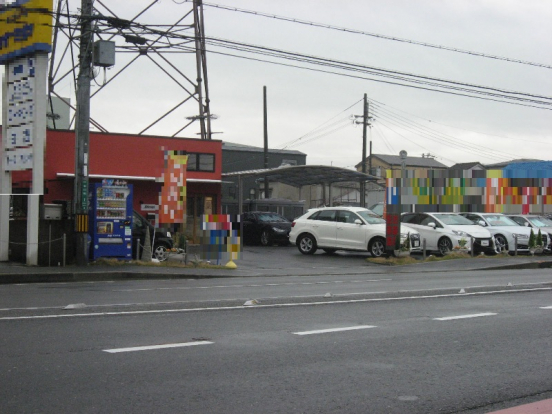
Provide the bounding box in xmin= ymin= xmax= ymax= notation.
xmin=354 ymin=219 xmax=363 ymax=225
xmin=524 ymin=223 xmax=529 ymax=227
xmin=428 ymin=222 xmax=436 ymax=229
xmin=478 ymin=220 xmax=486 ymax=226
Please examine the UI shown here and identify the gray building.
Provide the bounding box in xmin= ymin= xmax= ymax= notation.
xmin=221 ymin=142 xmax=306 ymax=218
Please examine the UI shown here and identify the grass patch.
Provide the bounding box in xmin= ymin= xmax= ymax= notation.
xmin=367 ymin=256 xmax=419 ymax=266
xmin=367 ymin=251 xmax=497 ymax=266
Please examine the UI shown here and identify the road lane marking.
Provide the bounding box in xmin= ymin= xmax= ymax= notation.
xmin=103 ymin=341 xmax=213 ymax=353
xmin=113 ymin=279 xmax=392 ymax=292
xmin=434 ymin=312 xmax=497 ymax=321
xmin=540 ymin=306 xmax=552 ymax=309
xmin=2 ymin=287 xmax=551 ymax=321
xmin=293 ymin=325 xmax=376 ymax=335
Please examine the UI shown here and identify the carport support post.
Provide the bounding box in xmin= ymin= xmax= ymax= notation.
xmin=328 ymin=183 xmax=333 ymax=207
xmin=238 ymin=174 xmax=243 ymax=215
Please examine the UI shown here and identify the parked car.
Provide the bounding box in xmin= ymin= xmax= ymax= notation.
xmin=401 ymin=212 xmax=494 ymax=255
xmin=506 ymin=214 xmax=552 ymax=251
xmin=368 ymin=202 xmax=384 ymax=217
xmin=241 ymin=211 xmax=292 ymax=246
xmin=459 ymin=212 xmax=535 ymax=254
xmin=132 ymin=210 xmax=174 ymax=261
xmin=289 ymin=206 xmax=420 ymax=257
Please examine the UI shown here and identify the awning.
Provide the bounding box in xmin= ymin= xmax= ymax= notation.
xmin=56 ymin=173 xmax=222 ymax=184
xmin=222 ymin=165 xmax=377 ymax=187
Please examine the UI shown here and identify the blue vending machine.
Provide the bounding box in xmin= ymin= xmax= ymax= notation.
xmin=90 ymin=180 xmax=133 ymax=261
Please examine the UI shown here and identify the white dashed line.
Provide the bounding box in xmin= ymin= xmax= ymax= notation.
xmin=103 ymin=341 xmax=213 ymax=353
xmin=540 ymin=306 xmax=552 ymax=309
xmin=293 ymin=325 xmax=376 ymax=335
xmin=433 ymin=312 xmax=497 ymax=321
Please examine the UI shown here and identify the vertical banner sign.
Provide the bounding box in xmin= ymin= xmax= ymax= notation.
xmin=158 ymin=150 xmax=188 ymax=224
xmin=5 ymin=57 xmax=36 ymax=170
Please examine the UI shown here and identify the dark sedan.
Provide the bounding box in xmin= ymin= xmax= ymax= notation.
xmin=241 ymin=211 xmax=292 ymax=246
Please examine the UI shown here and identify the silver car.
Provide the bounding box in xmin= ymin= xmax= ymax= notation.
xmin=507 ymin=214 xmax=552 ymax=251
xmin=460 ymin=213 xmax=534 ymax=254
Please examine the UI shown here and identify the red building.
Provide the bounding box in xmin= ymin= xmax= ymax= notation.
xmin=11 ymin=129 xmax=222 ymax=240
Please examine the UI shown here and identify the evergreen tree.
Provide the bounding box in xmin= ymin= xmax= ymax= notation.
xmin=536 ymin=229 xmax=543 ymax=247
xmin=528 ymin=229 xmax=536 ymax=249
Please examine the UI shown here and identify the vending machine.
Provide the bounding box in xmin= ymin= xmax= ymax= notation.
xmin=89 ymin=180 xmax=133 ymax=261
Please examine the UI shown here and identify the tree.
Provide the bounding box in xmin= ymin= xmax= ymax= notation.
xmin=528 ymin=229 xmax=536 ymax=249
xmin=536 ymin=229 xmax=543 ymax=247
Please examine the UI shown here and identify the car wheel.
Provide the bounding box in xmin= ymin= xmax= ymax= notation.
xmin=297 ymin=234 xmax=317 ymax=255
xmin=494 ymin=234 xmax=508 ymax=254
xmin=438 ymin=237 xmax=453 ymax=256
xmin=260 ymin=230 xmax=272 ymax=246
xmin=322 ymin=248 xmax=337 ymax=254
xmin=153 ymin=244 xmax=170 ymax=262
xmin=368 ymin=237 xmax=386 ymax=258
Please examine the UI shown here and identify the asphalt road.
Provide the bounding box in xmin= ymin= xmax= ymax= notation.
xmin=1 ymin=247 xmax=552 ymax=413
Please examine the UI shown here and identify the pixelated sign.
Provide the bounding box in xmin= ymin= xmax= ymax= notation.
xmin=200 ymin=214 xmax=241 ymax=263
xmin=0 ymin=0 xmax=53 ymax=64
xmin=158 ymin=150 xmax=188 ymax=224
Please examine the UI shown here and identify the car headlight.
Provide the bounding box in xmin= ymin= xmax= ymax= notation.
xmin=452 ymin=230 xmax=471 ymax=237
xmin=512 ymin=233 xmax=529 ymax=239
xmin=272 ymin=227 xmax=287 ymax=233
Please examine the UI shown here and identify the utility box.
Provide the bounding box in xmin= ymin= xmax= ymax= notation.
xmin=93 ymin=40 xmax=115 ymax=67
xmin=41 ymin=204 xmax=63 ymax=220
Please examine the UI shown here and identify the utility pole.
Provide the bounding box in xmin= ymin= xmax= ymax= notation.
xmin=354 ymin=94 xmax=371 ymax=207
xmin=193 ymin=0 xmax=212 ymax=139
xmin=74 ymin=0 xmax=93 ymax=266
xmin=263 ymin=86 xmax=269 ymax=199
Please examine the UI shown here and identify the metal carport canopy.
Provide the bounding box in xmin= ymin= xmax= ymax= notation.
xmin=222 ymin=165 xmax=377 ymax=187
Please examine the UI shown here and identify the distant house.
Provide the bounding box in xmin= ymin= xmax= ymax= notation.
xmin=356 ymin=153 xmax=448 ymax=178
xmin=449 ymin=162 xmax=486 ymax=171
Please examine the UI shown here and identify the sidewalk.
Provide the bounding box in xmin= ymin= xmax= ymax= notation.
xmin=0 ymin=251 xmax=551 ymax=284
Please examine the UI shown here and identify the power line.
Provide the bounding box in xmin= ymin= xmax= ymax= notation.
xmin=368 ymin=98 xmax=551 ymax=145
xmin=202 ymin=2 xmax=552 ymax=70
xmin=280 ymin=98 xmax=362 ymax=149
xmin=49 ymin=10 xmax=552 ymax=109
xmin=369 ymin=102 xmax=518 ymax=160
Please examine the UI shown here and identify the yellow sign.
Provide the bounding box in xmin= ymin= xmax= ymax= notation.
xmin=0 ymin=0 xmax=53 ymax=63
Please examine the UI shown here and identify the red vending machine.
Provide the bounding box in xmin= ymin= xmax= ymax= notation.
xmin=90 ymin=180 xmax=133 ymax=261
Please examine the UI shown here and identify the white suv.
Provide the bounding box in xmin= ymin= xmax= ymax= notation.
xmin=289 ymin=206 xmax=420 ymax=257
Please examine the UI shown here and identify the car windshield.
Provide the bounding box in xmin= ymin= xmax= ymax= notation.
xmin=483 ymin=215 xmax=519 ymax=226
xmin=527 ymin=216 xmax=552 ymax=227
xmin=257 ymin=213 xmax=287 ymax=223
xmin=368 ymin=203 xmax=384 ymax=216
xmin=434 ymin=214 xmax=474 ymax=225
xmin=357 ymin=210 xmax=385 ymax=224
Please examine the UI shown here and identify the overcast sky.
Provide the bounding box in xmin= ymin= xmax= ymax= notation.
xmin=25 ymin=0 xmax=552 ymax=168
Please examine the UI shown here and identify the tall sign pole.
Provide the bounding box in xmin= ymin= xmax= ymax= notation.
xmin=74 ymin=0 xmax=94 ymax=266
xmin=0 ymin=1 xmax=53 ymax=265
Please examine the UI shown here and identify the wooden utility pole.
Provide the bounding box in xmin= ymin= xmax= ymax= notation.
xmin=360 ymin=93 xmax=368 ymax=207
xmin=74 ymin=0 xmax=93 ymax=266
xmin=263 ymin=86 xmax=269 ymax=199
